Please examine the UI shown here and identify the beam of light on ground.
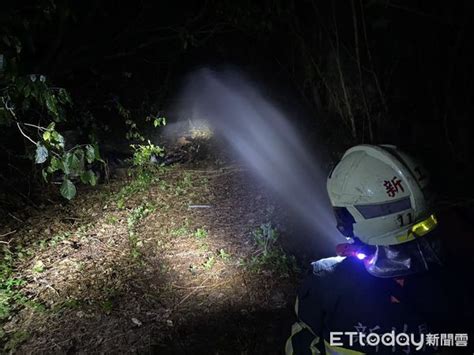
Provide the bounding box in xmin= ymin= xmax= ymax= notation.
xmin=175 ymin=68 xmax=341 ymax=249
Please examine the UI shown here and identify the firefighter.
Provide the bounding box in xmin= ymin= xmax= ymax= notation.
xmin=286 ymin=144 xmax=472 ymax=354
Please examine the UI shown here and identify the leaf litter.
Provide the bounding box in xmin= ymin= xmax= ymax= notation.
xmin=0 ymin=160 xmax=299 ymax=353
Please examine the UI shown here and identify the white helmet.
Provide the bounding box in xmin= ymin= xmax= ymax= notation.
xmin=327 ymin=144 xmax=437 ymax=246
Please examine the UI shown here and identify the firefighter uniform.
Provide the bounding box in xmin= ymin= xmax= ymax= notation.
xmin=287 ymin=145 xmax=473 ymax=354
xmin=286 ymin=255 xmax=473 ymax=354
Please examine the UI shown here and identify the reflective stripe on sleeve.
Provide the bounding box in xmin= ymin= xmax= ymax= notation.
xmin=285 ymin=322 xmax=321 ymax=355
xmin=324 ymin=340 xmax=365 ymax=355
xmin=285 ymin=297 xmax=321 ymax=355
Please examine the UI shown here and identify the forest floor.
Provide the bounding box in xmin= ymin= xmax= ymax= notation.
xmin=0 ymin=148 xmax=302 ymax=354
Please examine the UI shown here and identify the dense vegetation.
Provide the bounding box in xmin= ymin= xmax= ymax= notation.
xmin=2 ymin=1 xmax=474 ymax=204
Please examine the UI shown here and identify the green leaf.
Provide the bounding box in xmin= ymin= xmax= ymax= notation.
xmin=42 ymin=131 xmax=51 ymax=141
xmin=74 ymin=149 xmax=85 ymax=168
xmin=41 ymin=169 xmax=48 ymax=182
xmin=153 ymin=117 xmax=166 ymax=127
xmin=85 ymin=145 xmax=95 ymax=164
xmin=80 ymin=171 xmax=88 ymax=184
xmin=51 ymin=131 xmax=65 ymax=148
xmin=93 ymin=144 xmax=104 ymax=162
xmin=90 ymin=172 xmax=97 ymax=186
xmin=35 ymin=144 xmax=48 ymax=164
xmin=66 ymin=150 xmax=84 ymax=176
xmin=62 ymin=153 xmax=71 ymax=174
xmin=32 ymin=260 xmax=44 ymax=273
xmin=24 ymin=85 xmax=31 ymax=98
xmin=60 ymin=179 xmax=76 ymax=200
xmin=48 ymin=156 xmax=62 ymax=172
xmin=45 ymin=95 xmax=58 ymax=117
xmin=58 ymin=88 xmax=72 ymax=105
xmin=80 ymin=170 xmax=97 ymax=186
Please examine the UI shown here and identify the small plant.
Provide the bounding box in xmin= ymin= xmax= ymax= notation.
xmin=174 ymin=172 xmax=193 ymax=195
xmin=127 ymin=203 xmax=155 ymax=259
xmin=54 ymin=298 xmax=81 ymax=311
xmin=252 ymin=223 xmax=278 ymax=254
xmin=218 ymin=248 xmax=231 ymax=261
xmin=32 ymin=260 xmax=45 ymax=274
xmin=130 ymin=140 xmax=165 ymax=167
xmin=159 ymin=180 xmax=170 ymax=191
xmin=101 ymin=299 xmax=113 ymax=314
xmin=202 ymin=256 xmax=215 ymax=270
xmin=37 ymin=240 xmax=47 ymax=250
xmin=126 ymin=119 xmax=167 ymax=196
xmin=188 ymin=264 xmax=198 ymax=275
xmin=115 ymin=171 xmax=155 ymax=209
xmin=198 ymin=242 xmax=209 ymax=252
xmin=194 ymin=228 xmax=208 ymax=240
xmin=48 ymin=232 xmax=70 ymax=248
xmin=246 ymin=223 xmax=298 ymax=276
xmin=170 ymin=226 xmax=189 ymax=237
xmin=116 ymin=153 xmax=170 ymax=209
xmin=3 ymin=330 xmax=30 ymax=353
xmin=0 ymin=245 xmax=35 ymax=322
xmin=106 ymin=215 xmax=119 ymax=225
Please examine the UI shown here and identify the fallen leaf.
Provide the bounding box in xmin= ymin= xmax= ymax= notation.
xmin=131 ymin=317 xmax=142 ymax=327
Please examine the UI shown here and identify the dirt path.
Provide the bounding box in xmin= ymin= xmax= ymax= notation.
xmin=0 ymin=163 xmax=299 ymax=354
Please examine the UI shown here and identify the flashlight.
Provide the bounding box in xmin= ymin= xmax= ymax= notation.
xmin=336 ymin=242 xmax=375 ymax=262
xmin=356 ymin=252 xmax=367 ymax=260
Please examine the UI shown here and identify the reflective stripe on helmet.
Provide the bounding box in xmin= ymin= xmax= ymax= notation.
xmin=395 ymin=214 xmax=438 ymax=243
xmin=354 ymin=197 xmax=411 ymax=219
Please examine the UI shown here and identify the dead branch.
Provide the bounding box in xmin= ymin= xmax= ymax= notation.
xmin=0 ymin=230 xmax=17 ymax=238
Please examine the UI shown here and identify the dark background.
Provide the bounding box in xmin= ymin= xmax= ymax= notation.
xmin=1 ymin=2 xmax=474 ymax=353
xmin=1 ymin=0 xmax=474 ymax=205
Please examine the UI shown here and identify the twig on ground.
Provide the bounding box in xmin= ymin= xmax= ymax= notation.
xmin=36 ymin=282 xmax=60 ymax=297
xmin=8 ymin=212 xmax=24 ymax=223
xmin=0 ymin=230 xmax=17 ymax=238
xmin=175 ymin=273 xmax=215 ymax=307
xmin=176 ymin=279 xmax=231 ymax=290
xmin=90 ymin=236 xmax=128 ymax=254
xmin=183 ymin=166 xmax=243 ymax=175
xmin=61 ymin=217 xmax=83 ymax=221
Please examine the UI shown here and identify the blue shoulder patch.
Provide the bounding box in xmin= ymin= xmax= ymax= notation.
xmin=311 ymin=256 xmax=346 ymax=275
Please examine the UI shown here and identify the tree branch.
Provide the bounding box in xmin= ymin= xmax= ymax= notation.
xmin=16 ymin=122 xmax=37 ymax=145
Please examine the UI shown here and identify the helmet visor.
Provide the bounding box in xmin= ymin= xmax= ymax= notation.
xmin=333 ymin=207 xmax=356 ymax=239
